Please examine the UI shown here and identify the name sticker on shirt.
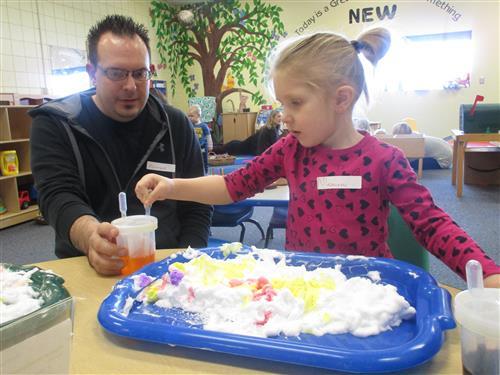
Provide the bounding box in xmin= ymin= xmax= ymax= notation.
xmin=147 ymin=161 xmax=176 ymax=173
xmin=317 ymin=176 xmax=362 ymax=190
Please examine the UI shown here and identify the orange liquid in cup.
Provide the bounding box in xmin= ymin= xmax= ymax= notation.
xmin=120 ymin=253 xmax=155 ymax=276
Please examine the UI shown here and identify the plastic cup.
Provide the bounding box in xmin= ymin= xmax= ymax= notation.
xmin=454 ymin=288 xmax=500 ymax=375
xmin=111 ymin=215 xmax=158 ymax=276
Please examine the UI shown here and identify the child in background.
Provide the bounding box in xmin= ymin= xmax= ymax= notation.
xmin=188 ymin=104 xmax=212 ymax=173
xmin=136 ymin=28 xmax=499 ymax=287
xmin=392 ymin=122 xmax=453 ymax=169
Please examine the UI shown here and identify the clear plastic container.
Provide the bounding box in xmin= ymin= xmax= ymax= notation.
xmin=454 ymin=287 xmax=500 ymax=375
xmin=111 ymin=215 xmax=158 ymax=276
xmin=1 ymin=297 xmax=73 ymax=374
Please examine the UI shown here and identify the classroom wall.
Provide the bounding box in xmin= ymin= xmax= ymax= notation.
xmin=0 ymin=0 xmax=165 ymax=96
xmin=164 ymin=1 xmax=499 ymax=138
xmin=1 ymin=1 xmax=498 ymax=138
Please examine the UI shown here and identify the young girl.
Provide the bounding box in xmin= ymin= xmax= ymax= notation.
xmin=136 ymin=28 xmax=499 ymax=287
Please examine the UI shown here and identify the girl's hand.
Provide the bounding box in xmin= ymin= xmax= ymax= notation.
xmin=484 ymin=274 xmax=500 ymax=288
xmin=135 ymin=173 xmax=173 ymax=206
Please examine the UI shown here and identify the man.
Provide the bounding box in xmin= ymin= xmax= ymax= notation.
xmin=187 ymin=104 xmax=212 ymax=173
xmin=30 ymin=15 xmax=212 ymax=275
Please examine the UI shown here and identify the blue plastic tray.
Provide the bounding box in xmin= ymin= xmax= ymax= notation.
xmin=98 ymin=248 xmax=455 ymax=373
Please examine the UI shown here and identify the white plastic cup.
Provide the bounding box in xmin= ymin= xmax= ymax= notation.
xmin=454 ymin=288 xmax=500 ymax=375
xmin=111 ymin=215 xmax=158 ymax=276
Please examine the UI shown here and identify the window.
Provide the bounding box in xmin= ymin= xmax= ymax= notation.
xmin=376 ymin=30 xmax=472 ymax=92
xmin=48 ymin=46 xmax=90 ymax=97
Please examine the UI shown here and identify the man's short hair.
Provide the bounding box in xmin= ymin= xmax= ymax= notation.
xmin=87 ymin=14 xmax=150 ymax=66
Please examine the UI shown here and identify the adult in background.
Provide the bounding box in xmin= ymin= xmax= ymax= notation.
xmin=256 ymin=110 xmax=284 ymax=155
xmin=30 ymin=15 xmax=212 ymax=275
xmin=187 ymin=104 xmax=213 ymax=173
xmin=214 ymin=109 xmax=283 ymax=156
xmin=392 ymin=122 xmax=453 ymax=169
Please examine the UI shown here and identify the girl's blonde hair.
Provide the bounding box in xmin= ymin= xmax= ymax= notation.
xmin=265 ymin=109 xmax=282 ymax=129
xmin=268 ymin=28 xmax=391 ymax=103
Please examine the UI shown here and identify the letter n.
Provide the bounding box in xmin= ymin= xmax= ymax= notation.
xmin=349 ymin=9 xmax=360 ymax=24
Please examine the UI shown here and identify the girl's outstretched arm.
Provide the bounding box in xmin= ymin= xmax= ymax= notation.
xmin=135 ymin=174 xmax=232 ymax=206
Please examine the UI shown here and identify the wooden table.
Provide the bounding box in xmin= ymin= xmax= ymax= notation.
xmin=234 ymin=185 xmax=290 ymax=208
xmin=32 ymin=250 xmax=462 ymax=374
xmin=451 ymin=129 xmax=500 ymax=197
xmin=377 ymin=135 xmax=425 ymax=179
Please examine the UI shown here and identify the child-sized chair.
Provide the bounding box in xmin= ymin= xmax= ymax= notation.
xmin=264 ymin=207 xmax=287 ymax=248
xmin=387 ymin=205 xmax=429 ymax=270
xmin=211 ymin=205 xmax=265 ymax=243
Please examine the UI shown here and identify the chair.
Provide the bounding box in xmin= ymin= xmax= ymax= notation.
xmin=211 ymin=205 xmax=265 ymax=243
xmin=264 ymin=207 xmax=287 ymax=248
xmin=387 ymin=205 xmax=429 ymax=270
xmin=451 ymin=129 xmax=500 ymax=197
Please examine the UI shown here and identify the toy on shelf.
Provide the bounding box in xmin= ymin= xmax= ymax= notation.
xmin=18 ymin=190 xmax=30 ymax=210
xmin=0 ymin=150 xmax=19 ymax=176
xmin=0 ymin=196 xmax=7 ymax=215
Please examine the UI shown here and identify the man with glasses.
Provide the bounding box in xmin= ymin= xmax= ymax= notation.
xmin=30 ymin=15 xmax=212 ymax=275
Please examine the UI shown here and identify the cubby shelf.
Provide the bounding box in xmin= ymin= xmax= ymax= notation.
xmin=0 ymin=105 xmax=39 ymax=229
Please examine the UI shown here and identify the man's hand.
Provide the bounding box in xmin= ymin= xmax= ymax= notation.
xmin=484 ymin=274 xmax=500 ymax=288
xmin=70 ymin=216 xmax=126 ymax=276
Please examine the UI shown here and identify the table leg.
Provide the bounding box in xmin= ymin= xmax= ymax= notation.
xmin=456 ymin=141 xmax=465 ymax=197
xmin=452 ymin=139 xmax=458 ymax=186
xmin=417 ymin=158 xmax=423 ymax=179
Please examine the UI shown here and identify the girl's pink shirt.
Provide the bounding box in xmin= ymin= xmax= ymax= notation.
xmin=224 ymin=132 xmax=499 ymax=280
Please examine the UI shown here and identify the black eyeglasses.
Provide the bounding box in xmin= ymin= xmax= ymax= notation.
xmin=97 ymin=65 xmax=152 ymax=82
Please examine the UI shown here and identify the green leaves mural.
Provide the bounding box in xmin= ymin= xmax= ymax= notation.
xmin=150 ymin=0 xmax=286 ymax=114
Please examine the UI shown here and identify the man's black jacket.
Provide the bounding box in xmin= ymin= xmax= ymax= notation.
xmin=30 ymin=88 xmax=212 ymax=258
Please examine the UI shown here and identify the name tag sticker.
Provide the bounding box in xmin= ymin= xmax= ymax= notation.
xmin=147 ymin=161 xmax=176 ymax=173
xmin=317 ymin=176 xmax=362 ymax=190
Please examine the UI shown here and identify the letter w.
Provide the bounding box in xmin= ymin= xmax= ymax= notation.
xmin=377 ymin=4 xmax=397 ymax=20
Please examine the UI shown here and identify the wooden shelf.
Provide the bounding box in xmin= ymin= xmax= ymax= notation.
xmin=0 ymin=105 xmax=37 ymax=229
xmin=0 ymin=205 xmax=39 ymax=229
xmin=0 ymin=171 xmax=32 ymax=181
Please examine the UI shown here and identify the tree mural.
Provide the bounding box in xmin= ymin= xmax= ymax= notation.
xmin=150 ymin=0 xmax=286 ymax=115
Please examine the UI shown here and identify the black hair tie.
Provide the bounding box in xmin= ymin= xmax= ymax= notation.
xmin=351 ymin=40 xmax=364 ymax=53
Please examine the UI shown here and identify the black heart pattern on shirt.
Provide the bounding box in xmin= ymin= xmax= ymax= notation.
xmin=327 ymin=240 xmax=335 ymax=249
xmin=393 ymin=170 xmax=403 ymax=179
xmin=336 ymin=190 xmax=345 ymax=200
xmin=339 ymin=229 xmax=349 ymax=239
